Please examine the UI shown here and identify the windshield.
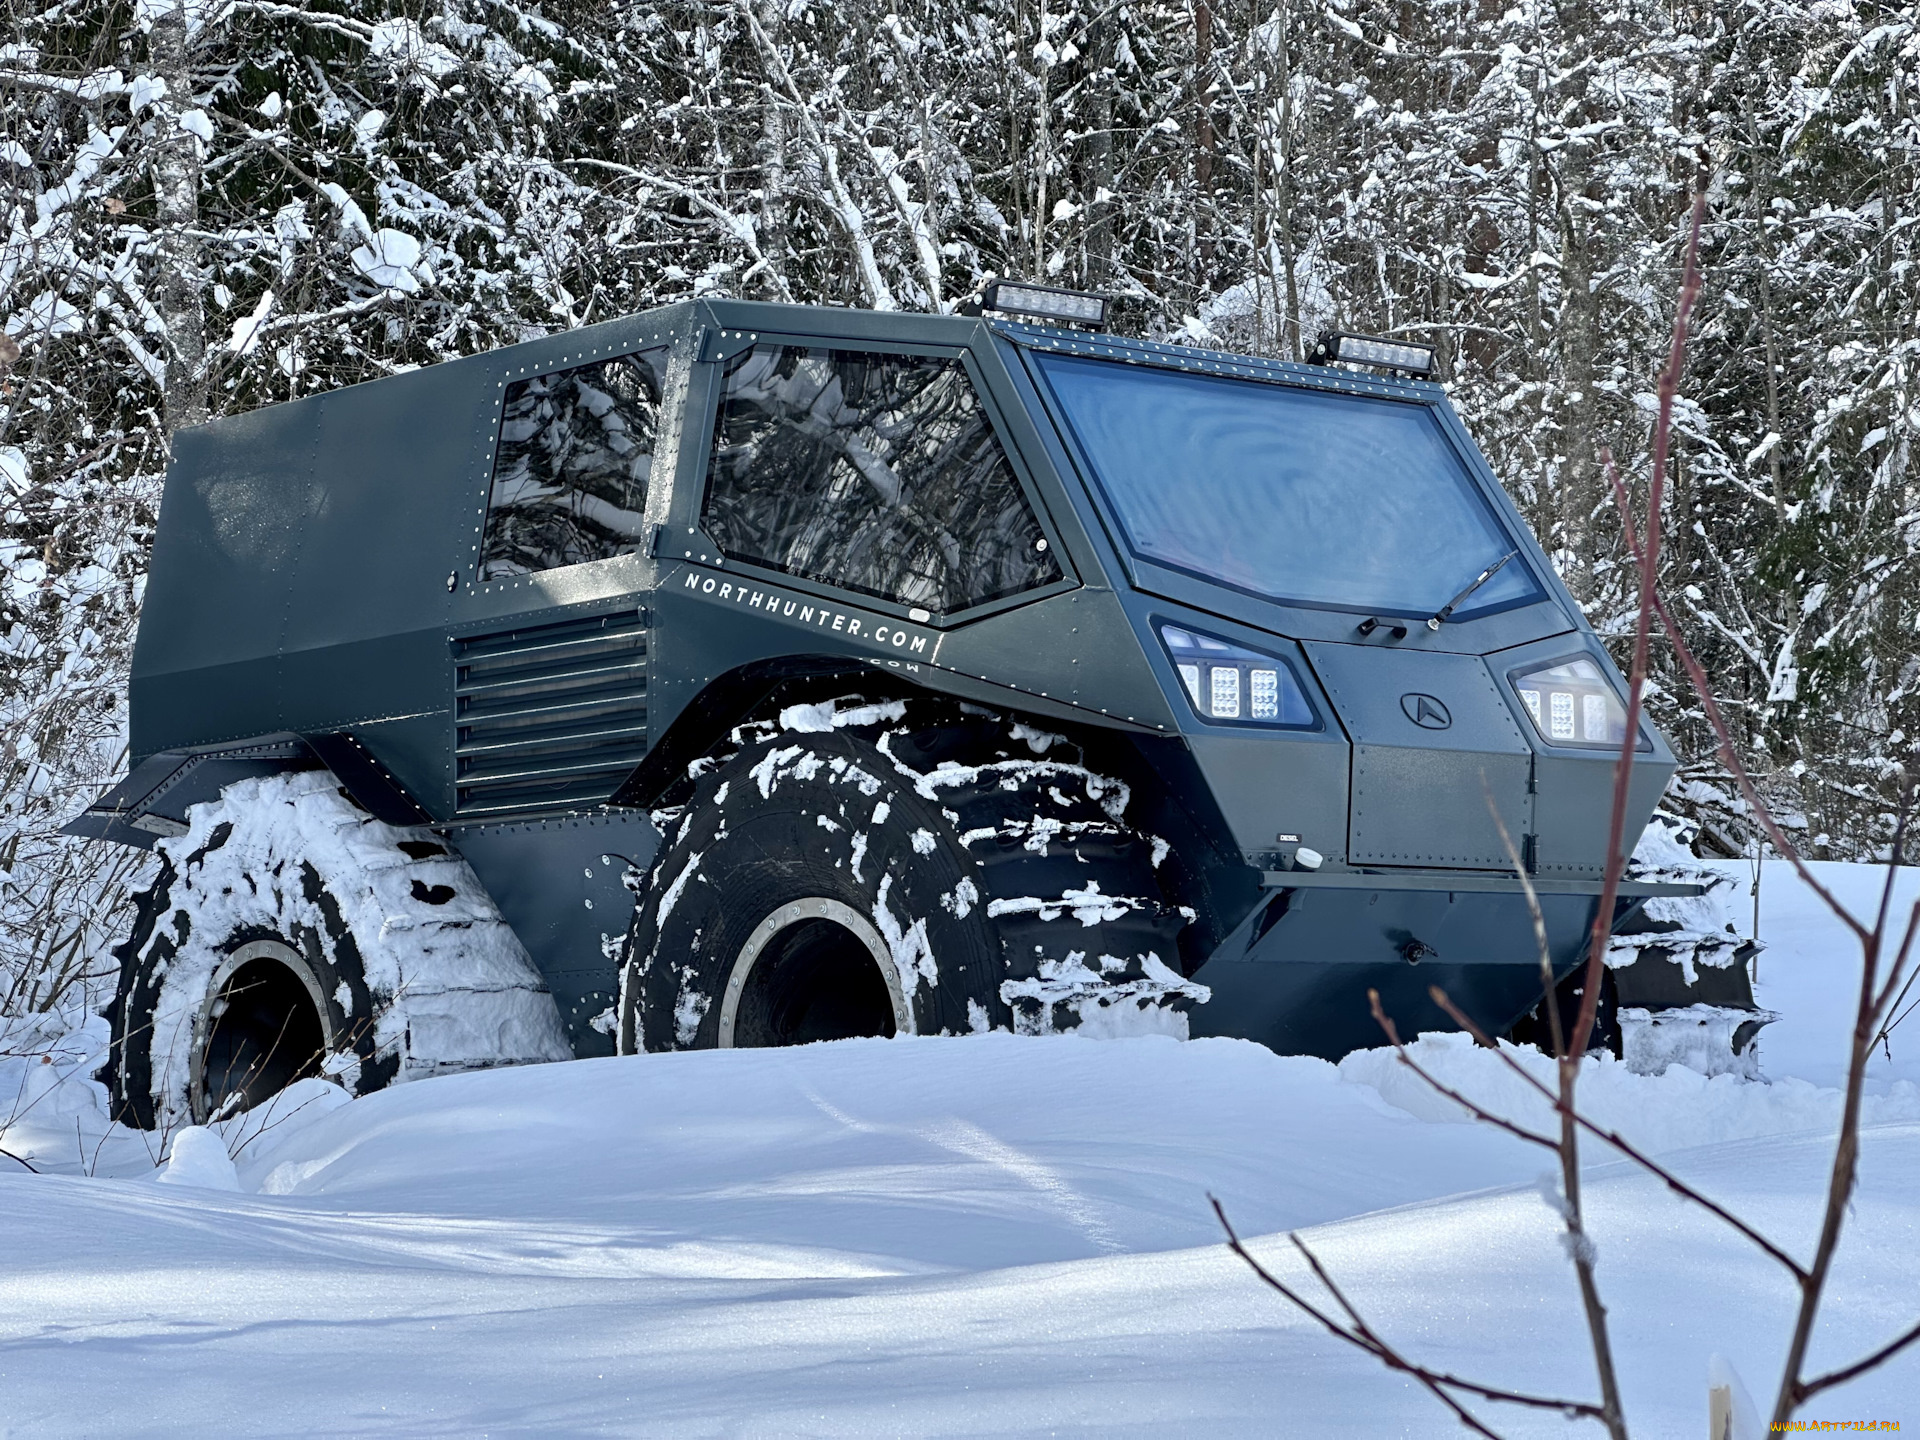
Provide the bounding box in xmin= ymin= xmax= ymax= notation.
xmin=1032 ymin=352 xmax=1540 ymax=619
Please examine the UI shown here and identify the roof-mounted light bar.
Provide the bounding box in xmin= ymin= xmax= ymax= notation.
xmin=1310 ymin=331 xmax=1437 ymax=379
xmin=975 ymin=278 xmax=1110 ymax=331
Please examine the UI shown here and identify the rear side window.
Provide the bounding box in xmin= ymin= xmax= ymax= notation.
xmin=482 ymin=348 xmax=667 ymax=579
xmin=701 ymin=345 xmax=1061 ymax=613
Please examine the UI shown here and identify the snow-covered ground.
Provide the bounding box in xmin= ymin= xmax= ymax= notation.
xmin=3 ymin=860 xmax=1918 ymax=1436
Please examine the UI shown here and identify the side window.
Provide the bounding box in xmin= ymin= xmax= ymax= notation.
xmin=481 ymin=347 xmax=667 ymax=579
xmin=702 ymin=345 xmax=1062 ymax=614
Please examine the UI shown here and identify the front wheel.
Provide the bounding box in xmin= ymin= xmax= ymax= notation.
xmin=618 ymin=702 xmax=1204 ymax=1053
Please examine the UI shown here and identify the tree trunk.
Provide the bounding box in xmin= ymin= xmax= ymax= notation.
xmin=759 ymin=84 xmax=790 ymax=298
xmin=1087 ymin=11 xmax=1115 ymax=288
xmin=1273 ymin=0 xmax=1302 ymax=358
xmin=1034 ymin=0 xmax=1051 ymax=276
xmin=148 ymin=0 xmax=207 ymax=434
xmin=1194 ymin=0 xmax=1215 ymax=272
xmin=1551 ymin=0 xmax=1599 ymax=605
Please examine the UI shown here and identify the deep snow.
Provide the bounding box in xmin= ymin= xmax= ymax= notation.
xmin=1 ymin=858 xmax=1917 ymax=1437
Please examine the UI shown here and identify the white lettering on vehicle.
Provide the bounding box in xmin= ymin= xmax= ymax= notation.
xmin=681 ymin=568 xmax=935 ymax=662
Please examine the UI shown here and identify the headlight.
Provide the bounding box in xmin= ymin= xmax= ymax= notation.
xmin=1160 ymin=624 xmax=1315 ymax=727
xmin=1509 ymin=655 xmax=1648 ymax=750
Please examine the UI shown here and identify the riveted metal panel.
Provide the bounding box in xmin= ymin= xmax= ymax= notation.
xmin=132 ymin=400 xmax=320 ymax=755
xmin=448 ymin=811 xmax=661 ymax=1057
xmin=1185 ymin=729 xmax=1350 ymax=865
xmin=282 ymin=359 xmax=483 ymax=654
xmin=1304 ymin=642 xmax=1532 ymax=868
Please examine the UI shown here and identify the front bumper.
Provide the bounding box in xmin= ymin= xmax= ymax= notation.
xmin=1188 ymin=869 xmax=1699 ymax=1060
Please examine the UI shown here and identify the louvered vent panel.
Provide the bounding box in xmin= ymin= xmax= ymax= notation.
xmin=454 ymin=609 xmax=647 ymax=820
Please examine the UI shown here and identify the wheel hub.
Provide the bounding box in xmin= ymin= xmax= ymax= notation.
xmin=191 ymin=938 xmax=336 ymax=1123
xmin=718 ymin=898 xmax=910 ymax=1048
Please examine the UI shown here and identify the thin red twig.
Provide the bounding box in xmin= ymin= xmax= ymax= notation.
xmin=1287 ymin=1232 xmax=1606 ymax=1422
xmin=1594 ymin=243 xmax=1920 ymax=1424
xmin=1369 ymin=989 xmax=1558 ymax=1151
xmin=1485 ymin=791 xmax=1566 ymax=1060
xmin=1795 ymin=1316 xmax=1920 ymax=1404
xmin=1209 ymin=1198 xmax=1606 ymax=1433
xmin=1602 ymin=454 xmax=1868 ymax=941
xmin=1574 ymin=185 xmax=1709 ymax=1060
xmin=1425 ymin=986 xmax=1808 ymax=1282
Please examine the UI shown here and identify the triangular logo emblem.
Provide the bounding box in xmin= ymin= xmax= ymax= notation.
xmin=1400 ymin=693 xmax=1453 ymax=730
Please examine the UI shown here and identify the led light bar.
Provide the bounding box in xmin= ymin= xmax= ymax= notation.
xmin=1309 ymin=331 xmax=1437 ymax=378
xmin=979 ymin=278 xmax=1110 ymax=331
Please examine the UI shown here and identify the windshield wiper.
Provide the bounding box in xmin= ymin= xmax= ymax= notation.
xmin=1427 ymin=550 xmax=1519 ymax=631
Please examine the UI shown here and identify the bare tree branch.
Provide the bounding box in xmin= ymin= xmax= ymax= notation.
xmin=1209 ymin=1197 xmax=1609 ymax=1436
xmin=1367 ymin=989 xmax=1559 ymax=1152
xmin=1425 ymin=986 xmax=1810 ymax=1283
xmin=1603 ymin=453 xmax=1869 ymax=941
xmin=1287 ymin=1232 xmax=1606 ymax=1423
xmin=1794 ymin=1317 xmax=1920 ymax=1405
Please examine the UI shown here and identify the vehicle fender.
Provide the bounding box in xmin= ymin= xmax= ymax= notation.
xmin=62 ymin=731 xmax=430 ymax=849
xmin=613 ymin=645 xmax=1180 ymax=813
xmin=611 ymin=658 xmax=905 ymax=811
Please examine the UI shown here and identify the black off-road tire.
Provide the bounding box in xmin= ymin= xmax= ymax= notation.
xmin=110 ymin=847 xmax=389 ymax=1130
xmin=106 ymin=770 xmax=573 ymax=1131
xmin=618 ymin=701 xmax=1201 ymax=1053
xmin=1508 ymin=959 xmax=1622 ymax=1058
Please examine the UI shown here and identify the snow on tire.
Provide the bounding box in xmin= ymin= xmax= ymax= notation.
xmin=617 ymin=699 xmax=1206 ymax=1053
xmin=1608 ymin=811 xmax=1774 ymax=1078
xmin=107 ymin=770 xmax=573 ymax=1130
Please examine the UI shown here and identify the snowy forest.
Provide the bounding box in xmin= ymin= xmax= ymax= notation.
xmin=1 ymin=0 xmax=1916 ymax=1008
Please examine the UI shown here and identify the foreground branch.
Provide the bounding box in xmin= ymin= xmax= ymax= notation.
xmin=1208 ymin=1197 xmax=1606 ymax=1435
xmin=1425 ymin=986 xmax=1808 ymax=1283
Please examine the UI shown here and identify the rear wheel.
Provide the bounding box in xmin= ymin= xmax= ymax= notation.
xmin=194 ymin=939 xmax=335 ymax=1121
xmin=107 ymin=769 xmax=574 ymax=1130
xmin=618 ymin=701 xmax=1204 ymax=1053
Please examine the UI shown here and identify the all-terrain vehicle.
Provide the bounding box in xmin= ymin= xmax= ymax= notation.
xmin=72 ymin=283 xmax=1757 ymax=1129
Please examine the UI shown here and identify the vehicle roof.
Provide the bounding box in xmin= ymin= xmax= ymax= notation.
xmin=694 ymin=297 xmax=1449 ymax=408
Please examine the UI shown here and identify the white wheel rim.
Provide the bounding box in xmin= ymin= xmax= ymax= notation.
xmin=716 ymin=897 xmax=910 ymax=1048
xmin=189 ymin=937 xmax=338 ymax=1123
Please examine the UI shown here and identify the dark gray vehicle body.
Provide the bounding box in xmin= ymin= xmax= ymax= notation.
xmin=76 ymin=298 xmax=1679 ymax=1058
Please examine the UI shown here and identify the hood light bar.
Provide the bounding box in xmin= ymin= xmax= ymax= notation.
xmin=1310 ymin=331 xmax=1437 ymax=378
